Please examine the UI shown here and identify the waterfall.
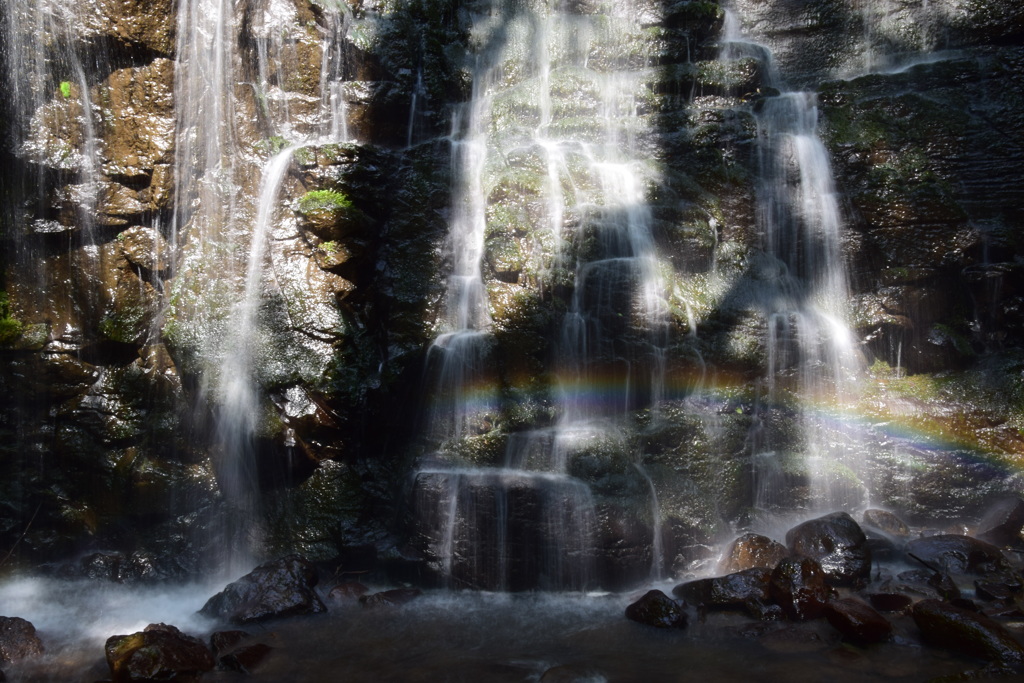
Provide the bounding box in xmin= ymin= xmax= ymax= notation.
xmin=415 ymin=0 xmax=672 ymax=589
xmin=723 ymin=11 xmax=867 ymax=513
xmin=167 ymin=0 xmax=352 ymax=568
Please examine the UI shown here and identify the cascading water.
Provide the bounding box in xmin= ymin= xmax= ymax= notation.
xmin=167 ymin=0 xmax=354 ymax=569
xmin=414 ymin=0 xmax=672 ymax=589
xmin=721 ymin=10 xmax=868 ymax=516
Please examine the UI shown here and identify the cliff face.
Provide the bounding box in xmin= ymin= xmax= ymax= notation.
xmin=0 ymin=0 xmax=1021 ymax=584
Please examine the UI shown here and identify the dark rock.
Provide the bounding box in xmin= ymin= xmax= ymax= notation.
xmin=745 ymin=597 xmax=785 ymax=621
xmin=769 ymin=556 xmax=830 ymax=621
xmin=209 ymin=630 xmax=249 ymax=660
xmin=785 ymin=512 xmax=872 ymax=586
xmin=199 ymin=555 xmax=327 ymax=624
xmin=105 ymin=623 xmax=215 ymax=683
xmin=862 ymin=509 xmax=910 ymax=537
xmin=950 ymin=598 xmax=982 ymax=613
xmin=824 ymin=598 xmax=893 ymax=644
xmin=327 ymin=581 xmax=369 ymax=602
xmin=976 ymin=497 xmax=1024 ymax=548
xmin=905 ymin=535 xmax=1011 ymax=576
xmin=624 ymin=590 xmax=688 ymax=629
xmin=976 ymin=581 xmax=1016 ymax=602
xmin=209 ymin=630 xmax=273 ymax=673
xmin=359 ymin=588 xmax=423 ymax=608
xmin=719 ymin=533 xmax=789 ymax=573
xmin=866 ymin=592 xmax=913 ymax=613
xmin=912 ymin=599 xmax=1024 ymax=666
xmin=0 ymin=617 xmax=43 ymax=663
xmin=221 ymin=643 xmax=273 ymax=674
xmin=672 ymin=567 xmax=772 ymax=609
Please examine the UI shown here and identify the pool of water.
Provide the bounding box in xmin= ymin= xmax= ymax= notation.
xmin=0 ymin=578 xmax=993 ymax=682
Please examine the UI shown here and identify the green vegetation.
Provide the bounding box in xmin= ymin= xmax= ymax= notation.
xmin=297 ymin=189 xmax=352 ymax=214
xmin=59 ymin=81 xmax=71 ymax=98
xmin=0 ymin=292 xmax=24 ymax=344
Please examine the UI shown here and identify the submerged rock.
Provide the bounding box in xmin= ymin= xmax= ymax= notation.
xmin=719 ymin=533 xmax=789 ymax=573
xmin=785 ymin=512 xmax=871 ymax=586
xmin=905 ymin=535 xmax=1011 ymax=576
xmin=200 ymin=555 xmax=327 ymax=624
xmin=105 ymin=623 xmax=214 ymax=683
xmin=769 ymin=556 xmax=830 ymax=621
xmin=0 ymin=617 xmax=43 ymax=664
xmin=625 ymin=590 xmax=688 ymax=629
xmin=912 ymin=599 xmax=1024 ymax=666
xmin=824 ymin=598 xmax=893 ymax=644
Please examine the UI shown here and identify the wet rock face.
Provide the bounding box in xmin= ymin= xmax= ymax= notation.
xmin=625 ymin=590 xmax=689 ymax=629
xmin=199 ymin=555 xmax=327 ymax=624
xmin=719 ymin=533 xmax=789 ymax=573
xmin=769 ymin=556 xmax=830 ymax=621
xmin=0 ymin=617 xmax=44 ymax=664
xmin=105 ymin=623 xmax=214 ymax=683
xmin=673 ymin=568 xmax=771 ymax=610
xmin=912 ymin=598 xmax=1024 ymax=666
xmin=904 ymin=534 xmax=1011 ymax=576
xmin=785 ymin=512 xmax=871 ymax=586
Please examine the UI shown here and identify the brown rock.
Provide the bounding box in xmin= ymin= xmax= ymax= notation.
xmin=0 ymin=617 xmax=43 ymax=664
xmin=769 ymin=556 xmax=830 ymax=621
xmin=866 ymin=592 xmax=913 ymax=613
xmin=785 ymin=512 xmax=871 ymax=586
xmin=824 ymin=598 xmax=893 ymax=644
xmin=719 ymin=533 xmax=789 ymax=573
xmin=105 ymin=623 xmax=214 ymax=683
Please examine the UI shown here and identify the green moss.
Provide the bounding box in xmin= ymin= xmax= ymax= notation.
xmin=0 ymin=292 xmax=23 ymax=344
xmin=297 ymin=189 xmax=353 ymax=214
xmin=320 ymin=240 xmax=340 ymax=254
xmin=59 ymin=81 xmax=72 ymax=99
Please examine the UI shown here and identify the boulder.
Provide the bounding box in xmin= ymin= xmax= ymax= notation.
xmin=785 ymin=512 xmax=871 ymax=586
xmin=912 ymin=599 xmax=1024 ymax=666
xmin=672 ymin=567 xmax=771 ymax=609
xmin=975 ymin=497 xmax=1024 ymax=548
xmin=199 ymin=555 xmax=327 ymax=624
xmin=0 ymin=617 xmax=43 ymax=663
xmin=719 ymin=533 xmax=789 ymax=573
xmin=769 ymin=556 xmax=830 ymax=621
xmin=905 ymin=535 xmax=1011 ymax=576
xmin=823 ymin=598 xmax=893 ymax=644
xmin=105 ymin=623 xmax=215 ymax=683
xmin=624 ymin=590 xmax=688 ymax=629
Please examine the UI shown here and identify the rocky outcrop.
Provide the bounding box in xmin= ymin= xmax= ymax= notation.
xmin=785 ymin=512 xmax=872 ymax=586
xmin=105 ymin=623 xmax=214 ymax=683
xmin=0 ymin=617 xmax=43 ymax=664
xmin=200 ymin=555 xmax=327 ymax=624
xmin=625 ymin=590 xmax=689 ymax=629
